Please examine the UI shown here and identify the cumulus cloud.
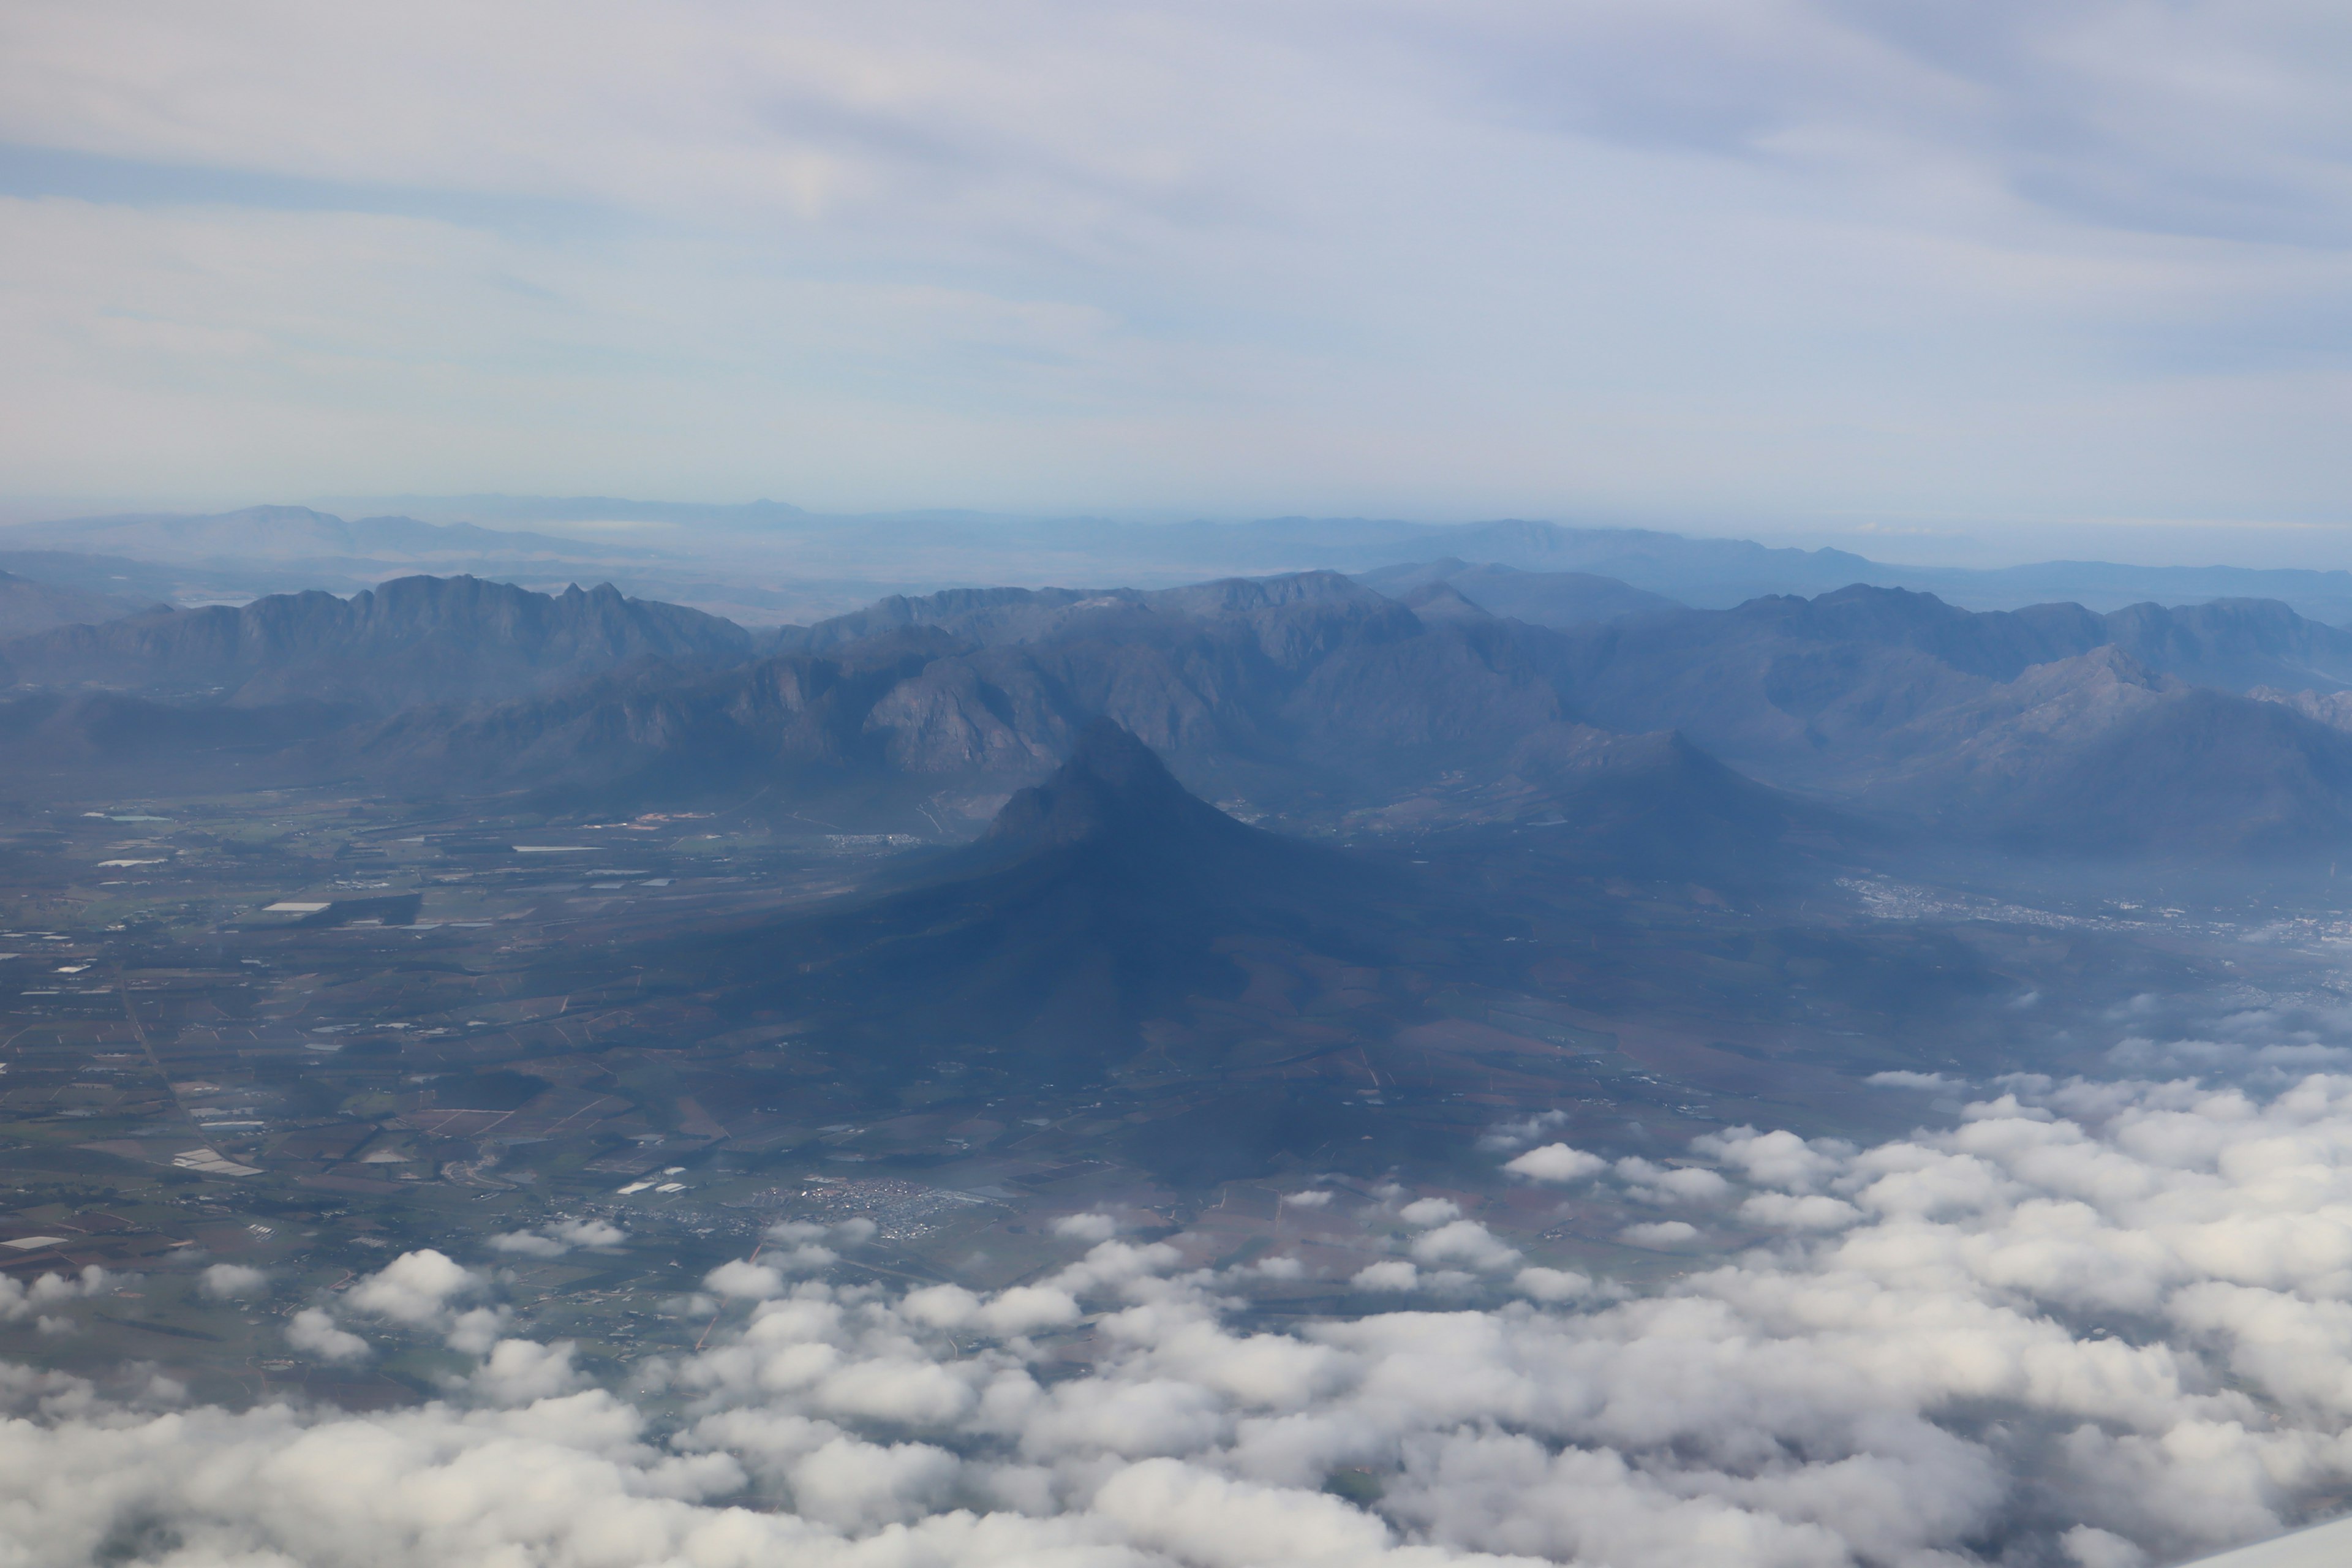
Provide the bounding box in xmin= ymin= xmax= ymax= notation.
xmin=1513 ymin=1267 xmax=1596 ymax=1303
xmin=18 ymin=1078 xmax=2352 ymax=1565
xmin=466 ymin=1338 xmax=585 ymax=1404
xmin=706 ymin=1259 xmax=788 ymax=1300
xmin=1352 ymin=1261 xmax=1421 ymax=1292
xmin=1503 ymin=1143 xmax=1607 ymax=1183
xmin=285 ymin=1306 xmax=369 ymax=1362
xmin=0 ymin=1267 xmax=119 ymax=1322
xmin=1477 ymin=1110 xmax=1571 ymax=1153
xmin=1051 ymin=1212 xmax=1120 ymax=1243
xmin=198 ymin=1263 xmax=268 ymax=1299
xmin=344 ymin=1249 xmax=482 ymax=1324
xmin=1409 ymin=1220 xmax=1521 ymax=1273
xmin=1613 ymin=1157 xmax=1732 ymax=1205
xmin=488 ymin=1217 xmax=629 ymax=1258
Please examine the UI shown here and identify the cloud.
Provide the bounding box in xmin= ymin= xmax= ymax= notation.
xmin=1504 ymin=1143 xmax=1607 ymax=1183
xmin=198 ymin=1263 xmax=268 ymax=1299
xmin=1477 ymin=1110 xmax=1571 ymax=1153
xmin=1051 ymin=1212 xmax=1120 ymax=1243
xmin=488 ymin=1217 xmax=629 ymax=1258
xmin=344 ymin=1248 xmax=482 ymax=1324
xmin=1616 ymin=1219 xmax=1700 ymax=1248
xmin=0 ymin=1267 xmax=119 ymax=1322
xmin=1513 ymin=1267 xmax=1596 ymax=1303
xmin=706 ymin=1260 xmax=788 ymax=1300
xmin=1352 ymin=1261 xmax=1421 ymax=1292
xmin=1867 ymin=1069 xmax=1966 ymax=1090
xmin=1409 ymin=1220 xmax=1522 ymax=1273
xmin=17 ymin=1077 xmax=2352 ymax=1564
xmin=1613 ymin=1157 xmax=1732 ymax=1204
xmin=465 ymin=1338 xmax=584 ymax=1404
xmin=285 ymin=1306 xmax=369 ymax=1362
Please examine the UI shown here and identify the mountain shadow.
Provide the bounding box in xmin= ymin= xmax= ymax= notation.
xmin=674 ymin=719 xmax=1407 ymax=1076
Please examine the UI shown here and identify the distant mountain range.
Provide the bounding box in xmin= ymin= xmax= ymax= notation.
xmin=12 ymin=500 xmax=2352 ymax=625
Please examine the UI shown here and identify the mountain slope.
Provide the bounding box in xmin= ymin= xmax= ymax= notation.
xmin=0 ymin=569 xmax=145 ymax=639
xmin=667 ymin=720 xmax=1404 ymax=1089
xmin=1357 ymin=559 xmax=1685 ymax=628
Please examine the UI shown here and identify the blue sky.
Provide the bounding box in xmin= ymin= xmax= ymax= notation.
xmin=2 ymin=0 xmax=2349 ymax=561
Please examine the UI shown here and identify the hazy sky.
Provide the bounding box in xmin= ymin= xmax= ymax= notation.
xmin=3 ymin=1 xmax=2350 ymax=555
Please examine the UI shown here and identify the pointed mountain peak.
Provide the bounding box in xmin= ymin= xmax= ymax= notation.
xmin=984 ymin=718 xmax=1229 ymax=852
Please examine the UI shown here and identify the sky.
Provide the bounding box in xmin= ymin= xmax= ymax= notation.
xmin=2 ymin=1 xmax=2351 ymax=559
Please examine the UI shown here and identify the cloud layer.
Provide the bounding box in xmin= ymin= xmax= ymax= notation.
xmin=11 ymin=1073 xmax=2352 ymax=1562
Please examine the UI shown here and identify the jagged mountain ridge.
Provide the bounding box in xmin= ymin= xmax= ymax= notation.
xmin=8 ymin=566 xmax=2352 ymax=856
xmin=1536 ymin=586 xmax=2352 ymax=780
xmin=0 ymin=573 xmax=752 ymax=707
xmin=347 ymin=571 xmax=1570 ymax=812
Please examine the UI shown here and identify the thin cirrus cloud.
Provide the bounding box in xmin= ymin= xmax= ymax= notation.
xmin=13 ymin=1072 xmax=2352 ymax=1561
xmin=0 ymin=1 xmax=2348 ymax=527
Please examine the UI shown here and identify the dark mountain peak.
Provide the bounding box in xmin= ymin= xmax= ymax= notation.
xmin=984 ymin=719 xmax=1239 ymax=853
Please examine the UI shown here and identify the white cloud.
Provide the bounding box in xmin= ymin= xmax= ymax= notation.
xmin=1398 ymin=1197 xmax=1463 ymax=1227
xmin=1409 ymin=1220 xmax=1522 ymax=1273
xmin=1477 ymin=1110 xmax=1570 ymax=1153
xmin=1513 ymin=1267 xmax=1596 ymax=1303
xmin=485 ymin=1231 xmax=566 ymax=1258
xmin=489 ymin=1216 xmax=628 ymax=1258
xmin=1504 ymin=1143 xmax=1607 ymax=1183
xmin=466 ymin=1338 xmax=585 ymax=1404
xmin=1 ymin=1267 xmax=119 ymax=1322
xmin=1351 ymin=1261 xmax=1421 ymax=1292
xmin=198 ymin=1263 xmax=268 ymax=1299
xmin=15 ymin=1076 xmax=2352 ymax=1565
xmin=285 ymin=1306 xmax=369 ymax=1362
xmin=706 ymin=1259 xmax=788 ymax=1300
xmin=1613 ymin=1157 xmax=1732 ymax=1205
xmin=344 ymin=1248 xmax=483 ymax=1324
xmin=1051 ymin=1212 xmax=1120 ymax=1243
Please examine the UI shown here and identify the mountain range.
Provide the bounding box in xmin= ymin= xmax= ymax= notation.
xmin=16 ymin=500 xmax=2352 ymax=624
xmin=9 ymin=561 xmax=2352 ymax=860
